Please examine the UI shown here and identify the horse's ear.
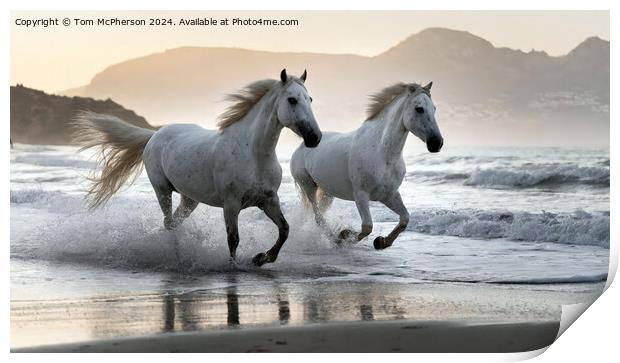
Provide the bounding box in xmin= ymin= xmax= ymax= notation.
xmin=300 ymin=69 xmax=307 ymax=82
xmin=423 ymin=81 xmax=433 ymax=92
xmin=280 ymin=69 xmax=288 ymax=84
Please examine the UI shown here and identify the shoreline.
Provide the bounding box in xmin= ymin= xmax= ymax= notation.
xmin=14 ymin=319 xmax=560 ymax=353
xmin=11 ymin=278 xmax=603 ymax=350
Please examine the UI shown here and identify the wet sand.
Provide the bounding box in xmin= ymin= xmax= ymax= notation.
xmin=16 ymin=320 xmax=560 ymax=353
xmin=11 ymin=278 xmax=604 ymax=352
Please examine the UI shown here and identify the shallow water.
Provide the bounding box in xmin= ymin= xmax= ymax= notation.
xmin=10 ymin=142 xmax=610 ymax=347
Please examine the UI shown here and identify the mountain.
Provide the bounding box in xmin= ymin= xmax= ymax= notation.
xmin=60 ymin=28 xmax=609 ymax=146
xmin=10 ymin=85 xmax=155 ymax=145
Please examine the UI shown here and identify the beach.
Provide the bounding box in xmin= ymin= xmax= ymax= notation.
xmin=16 ymin=320 xmax=560 ymax=353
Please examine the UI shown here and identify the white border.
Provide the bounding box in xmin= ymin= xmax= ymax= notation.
xmin=3 ymin=1 xmax=617 ymax=362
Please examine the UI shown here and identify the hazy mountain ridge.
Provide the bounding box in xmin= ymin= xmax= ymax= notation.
xmin=10 ymin=85 xmax=155 ymax=145
xmin=61 ymin=28 xmax=609 ymax=146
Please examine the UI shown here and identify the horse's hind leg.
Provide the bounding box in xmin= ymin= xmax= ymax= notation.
xmin=145 ymin=161 xmax=175 ymax=230
xmin=297 ymin=177 xmax=329 ymax=228
xmin=302 ymin=183 xmax=345 ymax=243
xmin=374 ymin=192 xmax=409 ymax=250
xmin=337 ymin=190 xmax=373 ymax=242
xmin=170 ymin=194 xmax=199 ymax=229
xmin=316 ymin=188 xmax=334 ymax=216
xmin=252 ymin=193 xmax=289 ymax=266
xmin=153 ymin=185 xmax=174 ymax=230
xmin=347 ymin=190 xmax=373 ymax=241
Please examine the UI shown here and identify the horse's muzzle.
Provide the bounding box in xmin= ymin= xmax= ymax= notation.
xmin=426 ymin=136 xmax=443 ymax=153
xmin=303 ymin=130 xmax=322 ymax=148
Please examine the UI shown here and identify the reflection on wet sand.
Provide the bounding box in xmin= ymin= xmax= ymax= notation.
xmin=277 ymin=291 xmax=290 ymax=325
xmin=226 ymin=285 xmax=240 ymax=327
xmin=163 ymin=294 xmax=174 ymax=332
xmin=156 ymin=274 xmax=397 ymax=334
xmin=160 ymin=278 xmax=296 ymax=333
xmin=11 ymin=272 xmax=582 ymax=348
xmin=360 ymin=305 xmax=374 ymax=321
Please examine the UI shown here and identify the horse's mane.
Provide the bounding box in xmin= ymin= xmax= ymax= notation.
xmin=217 ymin=79 xmax=279 ymax=130
xmin=366 ymin=83 xmax=430 ymax=121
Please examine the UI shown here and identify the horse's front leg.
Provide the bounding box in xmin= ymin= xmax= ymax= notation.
xmin=374 ymin=192 xmax=409 ymax=250
xmin=339 ymin=191 xmax=373 ymax=242
xmin=252 ymin=194 xmax=289 ymax=267
xmin=223 ymin=202 xmax=241 ymax=261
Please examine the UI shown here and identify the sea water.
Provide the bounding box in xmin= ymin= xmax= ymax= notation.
xmin=10 ymin=143 xmax=609 ymax=297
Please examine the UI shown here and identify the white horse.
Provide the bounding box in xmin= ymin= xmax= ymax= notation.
xmin=291 ymin=82 xmax=442 ymax=250
xmin=74 ymin=69 xmax=321 ymax=266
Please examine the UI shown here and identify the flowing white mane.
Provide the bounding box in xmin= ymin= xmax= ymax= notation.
xmin=217 ymin=79 xmax=278 ymax=130
xmin=217 ymin=77 xmax=306 ymax=130
xmin=366 ymin=83 xmax=430 ymax=121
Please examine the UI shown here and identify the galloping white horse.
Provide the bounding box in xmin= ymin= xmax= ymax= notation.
xmin=75 ymin=69 xmax=321 ymax=266
xmin=291 ymin=82 xmax=442 ymax=250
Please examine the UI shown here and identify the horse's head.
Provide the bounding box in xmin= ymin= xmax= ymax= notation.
xmin=402 ymin=82 xmax=443 ymax=153
xmin=276 ymin=69 xmax=322 ymax=148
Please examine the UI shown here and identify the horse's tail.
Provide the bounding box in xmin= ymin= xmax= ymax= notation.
xmin=72 ymin=111 xmax=155 ymax=209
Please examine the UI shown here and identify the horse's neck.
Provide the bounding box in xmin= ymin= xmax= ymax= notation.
xmin=237 ymin=91 xmax=282 ymax=159
xmin=374 ymin=97 xmax=408 ymax=158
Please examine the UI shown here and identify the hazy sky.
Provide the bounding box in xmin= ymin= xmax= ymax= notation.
xmin=11 ymin=10 xmax=609 ymax=93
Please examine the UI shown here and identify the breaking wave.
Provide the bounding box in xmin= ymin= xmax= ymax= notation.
xmin=410 ymin=164 xmax=609 ymax=188
xmin=400 ymin=208 xmax=610 ymax=248
xmin=12 ymin=154 xmax=96 ymax=169
xmin=464 ymin=165 xmax=609 ymax=187
xmin=11 ymin=189 xmax=55 ymax=204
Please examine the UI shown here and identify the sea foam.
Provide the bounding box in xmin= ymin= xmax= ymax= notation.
xmin=463 ymin=165 xmax=609 ymax=187
xmin=399 ymin=208 xmax=610 ymax=248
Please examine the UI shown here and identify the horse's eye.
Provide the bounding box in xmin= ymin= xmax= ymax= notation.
xmin=288 ymin=97 xmax=298 ymax=105
xmin=415 ymin=106 xmax=424 ymax=114
xmin=309 ymin=97 xmax=313 ymax=103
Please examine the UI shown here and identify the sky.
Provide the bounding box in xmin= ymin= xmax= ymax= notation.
xmin=11 ymin=10 xmax=609 ymax=93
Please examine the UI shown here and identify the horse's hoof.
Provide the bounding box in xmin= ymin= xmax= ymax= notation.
xmin=252 ymin=252 xmax=269 ymax=267
xmin=169 ymin=219 xmax=183 ymax=230
xmin=374 ymin=236 xmax=390 ymax=250
xmin=164 ymin=217 xmax=176 ymax=231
